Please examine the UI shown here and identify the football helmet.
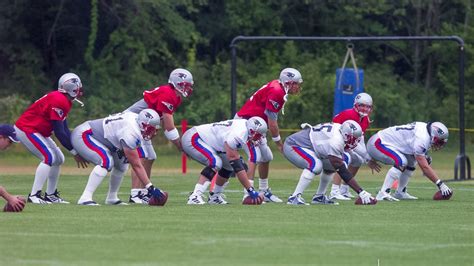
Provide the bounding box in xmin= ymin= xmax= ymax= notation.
xmin=136 ymin=109 xmax=161 ymax=140
xmin=279 ymin=68 xmax=303 ymax=94
xmin=340 ymin=120 xmax=362 ymax=150
xmin=246 ymin=117 xmax=268 ymax=144
xmin=353 ymin=92 xmax=373 ymax=117
xmin=58 ymin=73 xmax=83 ymax=99
xmin=428 ymin=122 xmax=448 ymax=150
xmin=168 ymin=68 xmax=194 ymax=97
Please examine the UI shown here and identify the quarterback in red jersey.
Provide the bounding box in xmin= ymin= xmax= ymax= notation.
xmin=15 ymin=73 xmax=88 ymax=204
xmin=124 ymin=68 xmax=193 ymax=204
xmin=235 ymin=68 xmax=303 ymax=202
xmin=329 ymin=92 xmax=380 ymax=200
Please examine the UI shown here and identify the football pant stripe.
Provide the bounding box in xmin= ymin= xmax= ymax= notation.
xmin=26 ymin=133 xmax=53 ymax=166
xmin=191 ymin=133 xmax=216 ymax=168
xmin=82 ymin=129 xmax=110 ymax=169
xmin=292 ymin=146 xmax=317 ymax=173
xmin=374 ymin=138 xmax=403 ymax=167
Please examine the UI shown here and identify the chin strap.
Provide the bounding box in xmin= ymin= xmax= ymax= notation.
xmin=74 ymin=98 xmax=84 ymax=107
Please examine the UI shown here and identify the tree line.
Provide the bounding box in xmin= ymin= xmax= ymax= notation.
xmin=0 ymin=0 xmax=472 ymax=134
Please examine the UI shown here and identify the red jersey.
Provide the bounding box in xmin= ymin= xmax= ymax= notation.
xmin=236 ymin=80 xmax=286 ymax=121
xmin=143 ymin=84 xmax=182 ymax=116
xmin=15 ymin=91 xmax=72 ymax=137
xmin=332 ymin=108 xmax=370 ymax=133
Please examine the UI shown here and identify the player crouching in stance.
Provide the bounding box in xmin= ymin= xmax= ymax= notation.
xmin=15 ymin=73 xmax=88 ymax=204
xmin=285 ymin=120 xmax=377 ymax=205
xmin=72 ymin=109 xmax=167 ymax=206
xmin=183 ymin=117 xmax=268 ymax=205
xmin=368 ymin=121 xmax=452 ymax=201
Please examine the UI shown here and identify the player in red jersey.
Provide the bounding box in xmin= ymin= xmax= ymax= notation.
xmin=124 ymin=68 xmax=193 ymax=203
xmin=329 ymin=92 xmax=381 ymax=200
xmin=14 ymin=73 xmax=88 ymax=204
xmin=235 ymin=68 xmax=303 ymax=202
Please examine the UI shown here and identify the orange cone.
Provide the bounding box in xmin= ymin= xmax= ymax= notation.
xmin=209 ymin=174 xmax=217 ymax=192
xmin=392 ymin=179 xmax=399 ymax=190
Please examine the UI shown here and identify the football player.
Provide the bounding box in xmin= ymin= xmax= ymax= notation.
xmin=183 ymin=117 xmax=268 ymax=205
xmin=285 ymin=120 xmax=377 ymax=205
xmin=71 ymin=109 xmax=167 ymax=206
xmin=329 ymin=92 xmax=381 ymax=200
xmin=235 ymin=68 xmax=303 ymax=203
xmin=124 ymin=68 xmax=193 ymax=204
xmin=0 ymin=125 xmax=25 ymax=211
xmin=14 ymin=73 xmax=88 ymax=204
xmin=368 ymin=121 xmax=453 ymax=201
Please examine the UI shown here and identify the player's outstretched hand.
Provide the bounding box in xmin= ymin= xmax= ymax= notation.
xmin=357 ymin=190 xmax=376 ymax=205
xmin=436 ymin=180 xmax=452 ymax=197
xmin=8 ymin=195 xmax=26 ymax=212
xmin=74 ymin=154 xmax=89 ymax=168
xmin=367 ymin=159 xmax=381 ymax=173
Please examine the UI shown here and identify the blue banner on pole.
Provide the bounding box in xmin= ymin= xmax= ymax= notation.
xmin=333 ymin=68 xmax=364 ymax=117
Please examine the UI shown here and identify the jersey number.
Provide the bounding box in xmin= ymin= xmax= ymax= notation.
xmin=312 ymin=124 xmax=333 ymax=132
xmin=212 ymin=121 xmax=233 ymax=127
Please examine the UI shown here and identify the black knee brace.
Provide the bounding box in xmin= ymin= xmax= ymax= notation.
xmin=218 ymin=168 xmax=233 ymax=179
xmin=200 ymin=166 xmax=216 ymax=181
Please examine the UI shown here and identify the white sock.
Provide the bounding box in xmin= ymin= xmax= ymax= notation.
xmin=193 ymin=181 xmax=211 ymax=195
xmin=330 ymin=184 xmax=340 ymax=194
xmin=381 ymin=167 xmax=402 ymax=193
xmin=291 ymin=169 xmax=315 ymax=197
xmin=340 ymin=184 xmax=350 ymax=195
xmin=46 ymin=165 xmax=61 ymax=194
xmin=397 ymin=170 xmax=414 ymax=193
xmin=222 ymin=180 xmax=229 ymax=189
xmin=31 ymin=162 xmax=51 ymax=195
xmin=107 ymin=168 xmax=125 ymax=202
xmin=259 ymin=178 xmax=269 ymax=191
xmin=213 ymin=184 xmax=224 ymax=194
xmin=316 ymin=172 xmax=333 ymax=196
xmin=79 ymin=165 xmax=108 ymax=202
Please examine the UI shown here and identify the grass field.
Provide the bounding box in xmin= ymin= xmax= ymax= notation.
xmin=0 ymin=150 xmax=473 ymax=266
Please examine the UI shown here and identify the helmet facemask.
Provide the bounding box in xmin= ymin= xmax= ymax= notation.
xmin=137 ymin=109 xmax=161 ymax=141
xmin=246 ymin=117 xmax=268 ymax=145
xmin=168 ymin=68 xmax=194 ymax=98
xmin=429 ymin=122 xmax=449 ymax=151
xmin=340 ymin=120 xmax=363 ymax=151
xmin=279 ymin=68 xmax=303 ymax=94
xmin=353 ymin=93 xmax=373 ymax=117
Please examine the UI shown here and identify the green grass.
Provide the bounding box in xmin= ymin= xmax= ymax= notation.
xmin=0 ymin=151 xmax=473 ymax=266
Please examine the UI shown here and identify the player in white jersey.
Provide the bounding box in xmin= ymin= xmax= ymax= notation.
xmin=367 ymin=121 xmax=453 ymax=201
xmin=285 ymin=120 xmax=377 ymax=205
xmin=71 ymin=109 xmax=168 ymax=205
xmin=182 ymin=117 xmax=267 ymax=205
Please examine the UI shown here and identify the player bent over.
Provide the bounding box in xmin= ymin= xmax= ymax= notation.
xmin=368 ymin=121 xmax=452 ymax=201
xmin=235 ymin=68 xmax=303 ymax=203
xmin=72 ymin=109 xmax=167 ymax=206
xmin=15 ymin=73 xmax=88 ymax=204
xmin=182 ymin=117 xmax=268 ymax=205
xmin=125 ymin=68 xmax=193 ymax=204
xmin=285 ymin=120 xmax=377 ymax=205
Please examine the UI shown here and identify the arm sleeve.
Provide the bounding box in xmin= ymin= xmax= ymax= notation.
xmin=264 ymin=109 xmax=279 ymax=121
xmin=52 ymin=120 xmax=74 ymax=151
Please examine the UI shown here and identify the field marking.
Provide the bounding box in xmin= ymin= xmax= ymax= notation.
xmin=0 ymin=231 xmax=116 ymax=239
xmin=325 ymin=240 xmax=474 ymax=251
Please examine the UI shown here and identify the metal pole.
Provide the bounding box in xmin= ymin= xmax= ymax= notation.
xmin=231 ymin=44 xmax=237 ymax=117
xmin=458 ymin=45 xmax=466 ymax=179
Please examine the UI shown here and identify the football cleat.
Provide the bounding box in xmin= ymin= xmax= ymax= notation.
xmin=311 ymin=194 xmax=339 ymax=205
xmin=187 ymin=193 xmax=206 ymax=205
xmin=287 ymin=194 xmax=309 ymax=205
xmin=105 ymin=199 xmax=129 ymax=205
xmin=28 ymin=190 xmax=51 ymax=204
xmin=129 ymin=191 xmax=145 ymax=204
xmin=329 ymin=191 xmax=351 ymax=201
xmin=77 ymin=200 xmax=100 ymax=206
xmin=394 ymin=191 xmax=418 ymax=200
xmin=262 ymin=188 xmax=283 ymax=203
xmin=339 ymin=185 xmax=355 ymax=199
xmin=44 ymin=190 xmax=70 ymax=204
xmin=208 ymin=192 xmax=228 ymax=205
xmin=376 ymin=190 xmax=400 ymax=202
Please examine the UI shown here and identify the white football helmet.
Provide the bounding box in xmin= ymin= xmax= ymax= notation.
xmin=246 ymin=117 xmax=268 ymax=144
xmin=340 ymin=120 xmax=363 ymax=150
xmin=58 ymin=73 xmax=83 ymax=98
xmin=279 ymin=68 xmax=303 ymax=94
xmin=168 ymin=68 xmax=194 ymax=97
xmin=428 ymin=122 xmax=448 ymax=150
xmin=353 ymin=92 xmax=373 ymax=117
xmin=136 ymin=109 xmax=161 ymax=141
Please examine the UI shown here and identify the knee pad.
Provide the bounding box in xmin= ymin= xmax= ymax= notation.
xmin=200 ymin=166 xmax=217 ymax=181
xmin=218 ymin=168 xmax=233 ymax=179
xmin=405 ymin=166 xmax=416 ymax=171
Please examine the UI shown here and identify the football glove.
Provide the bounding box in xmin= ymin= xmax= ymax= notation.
xmin=246 ymin=187 xmax=262 ymax=204
xmin=436 ymin=180 xmax=452 ymax=197
xmin=147 ymin=185 xmax=163 ymax=198
xmin=358 ymin=190 xmax=374 ymax=205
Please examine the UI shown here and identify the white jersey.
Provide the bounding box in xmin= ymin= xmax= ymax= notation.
xmin=195 ymin=119 xmax=248 ymax=152
xmin=103 ymin=112 xmax=143 ymax=150
xmin=378 ymin=122 xmax=431 ymax=155
xmin=308 ymin=123 xmax=345 ymax=159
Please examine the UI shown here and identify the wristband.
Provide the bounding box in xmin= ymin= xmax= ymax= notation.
xmin=272 ymin=135 xmax=281 ymax=142
xmin=164 ymin=128 xmax=180 ymax=141
xmin=70 ymin=149 xmax=78 ymax=156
